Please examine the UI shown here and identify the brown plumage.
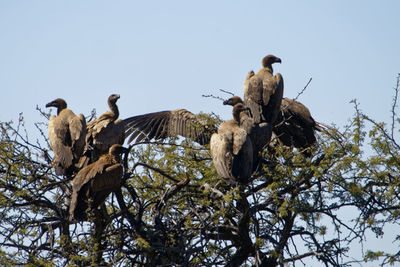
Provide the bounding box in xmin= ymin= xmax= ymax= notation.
xmin=80 ymin=94 xmax=125 ymax=167
xmin=69 ymin=144 xmax=127 ymax=221
xmin=223 ymin=96 xmax=272 ymax=171
xmin=273 ymin=98 xmax=319 ymax=148
xmin=46 ymin=98 xmax=86 ymax=176
xmin=123 ymin=109 xmax=217 ymax=145
xmin=244 ymin=54 xmax=284 ymax=125
xmin=210 ymin=103 xmax=253 ymax=184
xmin=123 ymin=102 xmax=253 ymax=184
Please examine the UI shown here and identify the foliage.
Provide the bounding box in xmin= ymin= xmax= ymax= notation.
xmin=0 ymin=75 xmax=400 ymax=266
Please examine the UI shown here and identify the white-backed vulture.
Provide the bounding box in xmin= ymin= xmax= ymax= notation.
xmin=46 ymin=98 xmax=86 ymax=176
xmin=273 ymin=97 xmax=320 ymax=148
xmin=210 ymin=103 xmax=253 ymax=184
xmin=79 ymin=94 xmax=125 ymax=167
xmin=244 ymin=54 xmax=284 ymax=125
xmin=123 ymin=103 xmax=254 ymax=184
xmin=123 ymin=109 xmax=217 ymax=145
xmin=223 ymin=96 xmax=272 ymax=171
xmin=69 ymin=144 xmax=127 ymax=221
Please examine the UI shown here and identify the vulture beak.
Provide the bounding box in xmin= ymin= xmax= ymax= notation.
xmin=275 ymin=57 xmax=282 ymax=63
xmin=223 ymin=99 xmax=231 ymax=105
xmin=45 ymin=101 xmax=56 ymax=108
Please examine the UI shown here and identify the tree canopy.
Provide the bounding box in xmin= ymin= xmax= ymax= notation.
xmin=0 ymin=75 xmax=399 ymax=266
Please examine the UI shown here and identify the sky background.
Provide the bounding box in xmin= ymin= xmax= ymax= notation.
xmin=1 ymin=1 xmax=399 ymax=265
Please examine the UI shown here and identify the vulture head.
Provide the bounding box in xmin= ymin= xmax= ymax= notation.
xmin=262 ymin=55 xmax=282 ymax=68
xmin=232 ymin=103 xmax=250 ymax=122
xmin=46 ymin=98 xmax=67 ymax=114
xmin=223 ymin=96 xmax=244 ymax=106
xmin=108 ymin=94 xmax=121 ymax=105
xmin=109 ymin=144 xmax=128 ymax=158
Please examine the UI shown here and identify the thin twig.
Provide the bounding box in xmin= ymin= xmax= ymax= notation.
xmin=202 ymin=89 xmax=235 ymax=102
xmin=292 ymin=77 xmax=312 ymax=101
xmin=219 ymin=89 xmax=235 ymax=96
xmin=391 ymin=73 xmax=400 ymax=139
xmin=201 ymin=94 xmax=225 ymax=102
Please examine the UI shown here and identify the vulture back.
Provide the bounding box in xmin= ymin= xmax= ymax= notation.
xmin=210 ymin=113 xmax=253 ymax=185
xmin=48 ymin=108 xmax=86 ymax=175
xmin=273 ymin=98 xmax=317 ymax=148
xmin=244 ymin=55 xmax=284 ymax=125
xmin=69 ymin=152 xmax=123 ymax=221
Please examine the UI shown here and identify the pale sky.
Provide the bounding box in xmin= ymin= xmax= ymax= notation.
xmin=1 ymin=1 xmax=399 ymax=265
xmin=1 ymin=1 xmax=399 ymax=127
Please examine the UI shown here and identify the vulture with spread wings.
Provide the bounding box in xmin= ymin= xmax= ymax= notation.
xmin=123 ymin=103 xmax=254 ymax=184
xmin=46 ymin=98 xmax=86 ymax=176
xmin=69 ymin=144 xmax=127 ymax=221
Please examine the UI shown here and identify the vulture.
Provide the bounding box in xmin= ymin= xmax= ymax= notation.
xmin=46 ymin=98 xmax=86 ymax=176
xmin=244 ymin=54 xmax=284 ymax=125
xmin=79 ymin=94 xmax=125 ymax=167
xmin=123 ymin=103 xmax=253 ymax=184
xmin=223 ymin=96 xmax=272 ymax=171
xmin=210 ymin=103 xmax=253 ymax=184
xmin=273 ymin=97 xmax=320 ymax=148
xmin=69 ymin=144 xmax=127 ymax=221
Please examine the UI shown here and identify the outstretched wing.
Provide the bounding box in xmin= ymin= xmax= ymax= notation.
xmin=124 ymin=109 xmax=216 ymax=145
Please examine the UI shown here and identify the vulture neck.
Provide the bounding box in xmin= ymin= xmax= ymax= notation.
xmin=103 ymin=153 xmax=121 ymax=164
xmin=111 ymin=154 xmax=121 ymax=164
xmin=57 ymin=105 xmax=67 ymax=115
xmin=232 ymin=109 xmax=242 ymax=123
xmin=108 ymin=101 xmax=119 ymax=120
xmin=264 ymin=65 xmax=273 ymax=74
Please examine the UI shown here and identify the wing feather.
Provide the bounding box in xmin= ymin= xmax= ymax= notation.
xmin=48 ymin=115 xmax=73 ymax=173
xmin=69 ymin=155 xmax=123 ymax=220
xmin=123 ymin=109 xmax=215 ymax=145
xmin=262 ymin=72 xmax=284 ymax=124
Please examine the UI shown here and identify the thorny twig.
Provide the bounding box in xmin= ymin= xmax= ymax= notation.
xmin=202 ymin=89 xmax=235 ymax=102
xmin=292 ymin=77 xmax=313 ymax=102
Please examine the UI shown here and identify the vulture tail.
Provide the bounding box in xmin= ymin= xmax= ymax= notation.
xmin=315 ymin=121 xmax=345 ymax=142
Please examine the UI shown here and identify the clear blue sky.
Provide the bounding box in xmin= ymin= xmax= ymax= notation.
xmin=1 ymin=1 xmax=399 ymax=265
xmin=1 ymin=1 xmax=399 ymax=126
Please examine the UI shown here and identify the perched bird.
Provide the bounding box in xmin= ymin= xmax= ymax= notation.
xmin=123 ymin=109 xmax=216 ymax=145
xmin=244 ymin=54 xmax=284 ymax=125
xmin=46 ymin=98 xmax=86 ymax=176
xmin=69 ymin=144 xmax=127 ymax=221
xmin=79 ymin=94 xmax=125 ymax=167
xmin=223 ymin=96 xmax=272 ymax=171
xmin=223 ymin=96 xmax=254 ymax=134
xmin=210 ymin=103 xmax=253 ymax=184
xmin=123 ymin=103 xmax=254 ymax=184
xmin=273 ymin=98 xmax=320 ymax=148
